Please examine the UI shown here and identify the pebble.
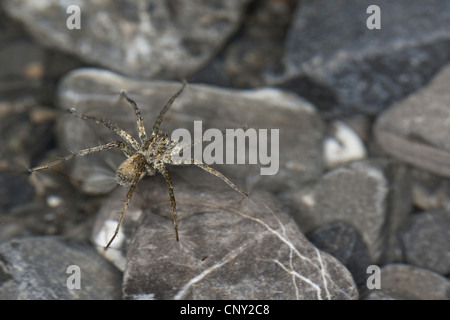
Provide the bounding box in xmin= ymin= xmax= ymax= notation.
xmin=367 ymin=264 xmax=450 ymax=300
xmin=375 ymin=64 xmax=450 ymax=179
xmin=323 ymin=120 xmax=367 ymax=169
xmin=307 ymin=221 xmax=371 ymax=292
xmin=291 ymin=159 xmax=412 ymax=263
xmin=0 ymin=237 xmax=122 ymax=299
xmin=398 ymin=211 xmax=450 ymax=275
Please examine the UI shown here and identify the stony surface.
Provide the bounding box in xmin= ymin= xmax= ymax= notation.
xmin=411 ymin=168 xmax=450 ymax=211
xmin=398 ymin=211 xmax=450 ymax=275
xmin=0 ymin=236 xmax=122 ymax=299
xmin=375 ymin=64 xmax=450 ymax=179
xmin=366 ymin=264 xmax=450 ymax=300
xmin=271 ymin=0 xmax=450 ymax=115
xmin=118 ymin=180 xmax=357 ymax=300
xmin=290 ymin=159 xmax=411 ymax=263
xmin=307 ymin=221 xmax=371 ymax=292
xmin=2 ymin=0 xmax=250 ymax=79
xmin=1 ymin=1 xmax=449 ymax=300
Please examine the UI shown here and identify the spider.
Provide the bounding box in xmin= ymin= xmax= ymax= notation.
xmin=28 ymin=81 xmax=248 ymax=250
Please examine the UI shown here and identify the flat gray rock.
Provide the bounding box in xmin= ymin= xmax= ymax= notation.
xmin=2 ymin=0 xmax=249 ymax=79
xmin=115 ymin=179 xmax=358 ymax=300
xmin=0 ymin=236 xmax=122 ymax=299
xmin=56 ymin=68 xmax=324 ymax=196
xmin=271 ymin=0 xmax=450 ymax=115
xmin=375 ymin=64 xmax=450 ymax=179
xmin=307 ymin=221 xmax=371 ymax=291
xmin=399 ymin=211 xmax=450 ymax=275
xmin=372 ymin=264 xmax=450 ymax=300
xmin=291 ymin=159 xmax=411 ymax=263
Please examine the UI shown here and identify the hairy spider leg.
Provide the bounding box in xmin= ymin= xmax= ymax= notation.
xmin=152 ymin=81 xmax=187 ymax=134
xmin=105 ymin=164 xmax=145 ymax=250
xmin=120 ymin=91 xmax=148 ymax=143
xmin=69 ymin=108 xmax=140 ymax=151
xmin=27 ymin=141 xmax=131 ymax=173
xmin=157 ymin=165 xmax=179 ymax=242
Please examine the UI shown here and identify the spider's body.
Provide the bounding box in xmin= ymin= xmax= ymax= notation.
xmin=28 ymin=82 xmax=248 ymax=249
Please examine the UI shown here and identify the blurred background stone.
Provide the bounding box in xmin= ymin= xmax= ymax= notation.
xmin=2 ymin=0 xmax=251 ymax=79
xmin=0 ymin=236 xmax=122 ymax=299
xmin=271 ymin=0 xmax=450 ymax=116
xmin=366 ymin=264 xmax=450 ymax=300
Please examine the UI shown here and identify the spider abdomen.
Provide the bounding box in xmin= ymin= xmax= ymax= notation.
xmin=116 ymin=153 xmax=147 ymax=186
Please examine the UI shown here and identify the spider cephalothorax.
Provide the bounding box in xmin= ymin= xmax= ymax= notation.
xmin=28 ymin=82 xmax=248 ymax=249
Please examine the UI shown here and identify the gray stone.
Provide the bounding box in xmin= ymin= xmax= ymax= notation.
xmin=375 ymin=64 xmax=450 ymax=179
xmin=291 ymin=159 xmax=412 ymax=263
xmin=56 ymin=68 xmax=325 ymax=196
xmin=399 ymin=211 xmax=450 ymax=275
xmin=0 ymin=236 xmax=122 ymax=299
xmin=0 ymin=170 xmax=34 ymax=212
xmin=119 ymin=179 xmax=358 ymax=300
xmin=191 ymin=0 xmax=296 ymax=88
xmin=372 ymin=264 xmax=450 ymax=300
xmin=307 ymin=221 xmax=371 ymax=291
xmin=2 ymin=0 xmax=250 ymax=79
xmin=270 ymin=0 xmax=450 ymax=115
xmin=411 ymin=169 xmax=450 ymax=211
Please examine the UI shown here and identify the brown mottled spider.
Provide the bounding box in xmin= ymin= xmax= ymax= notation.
xmin=28 ymin=82 xmax=248 ymax=250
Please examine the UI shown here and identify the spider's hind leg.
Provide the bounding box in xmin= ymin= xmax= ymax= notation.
xmin=105 ymin=163 xmax=145 ymax=250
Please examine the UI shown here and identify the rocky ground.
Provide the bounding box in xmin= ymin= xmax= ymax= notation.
xmin=0 ymin=0 xmax=449 ymax=300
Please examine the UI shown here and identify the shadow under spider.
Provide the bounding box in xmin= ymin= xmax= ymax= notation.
xmin=28 ymin=81 xmax=248 ymax=250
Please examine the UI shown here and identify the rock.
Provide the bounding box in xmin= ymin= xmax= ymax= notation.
xmin=411 ymin=169 xmax=450 ymax=211
xmin=369 ymin=264 xmax=450 ymax=300
xmin=2 ymin=0 xmax=250 ymax=79
xmin=323 ymin=120 xmax=367 ymax=169
xmin=398 ymin=211 xmax=450 ymax=275
xmin=270 ymin=0 xmax=450 ymax=115
xmin=307 ymin=221 xmax=371 ymax=292
xmin=56 ymin=68 xmax=325 ymax=195
xmin=0 ymin=170 xmax=34 ymax=212
xmin=375 ymin=64 xmax=450 ymax=179
xmin=191 ymin=0 xmax=297 ymax=88
xmin=118 ymin=179 xmax=358 ymax=300
xmin=0 ymin=236 xmax=122 ymax=299
xmin=291 ymin=159 xmax=412 ymax=263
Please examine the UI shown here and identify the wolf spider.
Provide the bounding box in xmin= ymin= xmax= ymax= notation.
xmin=28 ymin=82 xmax=248 ymax=249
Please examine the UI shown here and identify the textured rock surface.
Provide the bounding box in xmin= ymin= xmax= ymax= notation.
xmin=118 ymin=180 xmax=358 ymax=300
xmin=291 ymin=159 xmax=411 ymax=263
xmin=368 ymin=264 xmax=450 ymax=300
xmin=2 ymin=0 xmax=250 ymax=79
xmin=375 ymin=64 xmax=450 ymax=179
xmin=272 ymin=0 xmax=450 ymax=115
xmin=398 ymin=211 xmax=450 ymax=275
xmin=0 ymin=236 xmax=122 ymax=299
xmin=307 ymin=221 xmax=371 ymax=291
